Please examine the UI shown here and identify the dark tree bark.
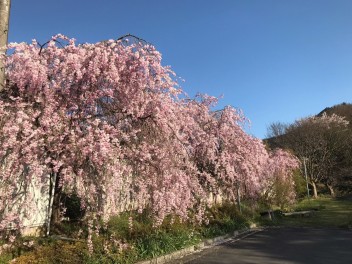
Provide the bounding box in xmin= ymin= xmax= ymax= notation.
xmin=50 ymin=172 xmax=62 ymax=229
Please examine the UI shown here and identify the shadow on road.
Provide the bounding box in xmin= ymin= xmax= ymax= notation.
xmin=182 ymin=228 xmax=352 ymax=264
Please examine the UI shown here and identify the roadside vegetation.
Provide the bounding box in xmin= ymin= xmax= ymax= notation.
xmin=0 ymin=203 xmax=252 ymax=264
xmin=1 ymin=195 xmax=352 ymax=263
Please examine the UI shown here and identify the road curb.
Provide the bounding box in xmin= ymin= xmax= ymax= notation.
xmin=136 ymin=223 xmax=259 ymax=264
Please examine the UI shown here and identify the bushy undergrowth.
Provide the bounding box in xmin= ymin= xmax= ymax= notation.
xmin=3 ymin=203 xmax=251 ymax=264
xmin=201 ymin=202 xmax=249 ymax=238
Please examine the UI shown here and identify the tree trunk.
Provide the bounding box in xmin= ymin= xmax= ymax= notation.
xmin=236 ymin=185 xmax=242 ymax=213
xmin=327 ymin=184 xmax=335 ymax=197
xmin=50 ymin=172 xmax=62 ymax=230
xmin=311 ymin=182 xmax=318 ymax=198
xmin=0 ymin=0 xmax=11 ymax=91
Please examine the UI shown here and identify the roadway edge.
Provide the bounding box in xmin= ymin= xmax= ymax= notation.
xmin=136 ymin=223 xmax=261 ymax=264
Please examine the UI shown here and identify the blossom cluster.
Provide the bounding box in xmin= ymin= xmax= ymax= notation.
xmin=0 ymin=35 xmax=299 ymax=233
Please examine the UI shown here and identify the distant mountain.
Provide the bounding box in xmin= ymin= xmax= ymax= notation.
xmin=265 ymin=102 xmax=352 ymax=148
xmin=317 ymin=102 xmax=352 ymax=125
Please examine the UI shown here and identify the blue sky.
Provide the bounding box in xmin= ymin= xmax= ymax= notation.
xmin=8 ymin=0 xmax=352 ymax=138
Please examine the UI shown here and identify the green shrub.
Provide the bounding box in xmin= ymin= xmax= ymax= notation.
xmin=3 ymin=203 xmax=253 ymax=263
xmin=294 ymin=171 xmax=308 ymax=199
xmin=201 ymin=202 xmax=249 ymax=238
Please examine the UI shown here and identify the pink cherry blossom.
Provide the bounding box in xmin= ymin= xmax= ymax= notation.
xmin=0 ymin=35 xmax=299 ymax=239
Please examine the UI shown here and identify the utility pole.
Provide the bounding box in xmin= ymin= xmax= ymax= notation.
xmin=0 ymin=0 xmax=11 ymax=91
xmin=303 ymin=157 xmax=310 ymax=199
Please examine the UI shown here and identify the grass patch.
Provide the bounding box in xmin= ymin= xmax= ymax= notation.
xmin=257 ymin=197 xmax=352 ymax=228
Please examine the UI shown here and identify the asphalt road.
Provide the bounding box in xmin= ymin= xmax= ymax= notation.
xmin=172 ymin=228 xmax=352 ymax=264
